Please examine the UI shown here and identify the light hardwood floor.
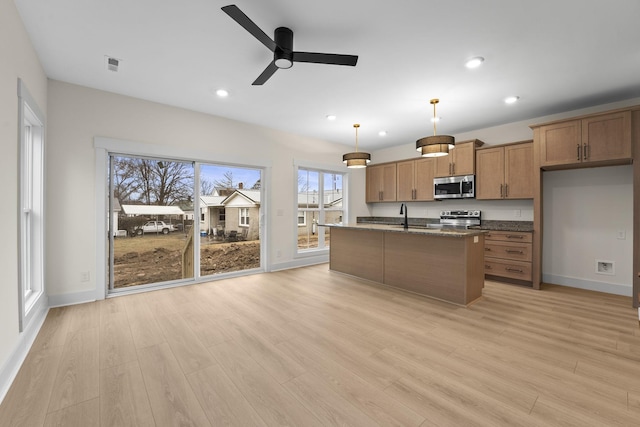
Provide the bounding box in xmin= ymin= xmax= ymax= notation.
xmin=1 ymin=264 xmax=639 ymax=426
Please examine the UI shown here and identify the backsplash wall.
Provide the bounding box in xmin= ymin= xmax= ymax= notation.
xmin=368 ymin=199 xmax=533 ymax=222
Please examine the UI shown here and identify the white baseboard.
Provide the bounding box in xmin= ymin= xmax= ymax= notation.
xmin=542 ymin=274 xmax=632 ymax=297
xmin=0 ymin=303 xmax=49 ymax=405
xmin=48 ymin=290 xmax=97 ymax=308
xmin=270 ymin=255 xmax=329 ymax=272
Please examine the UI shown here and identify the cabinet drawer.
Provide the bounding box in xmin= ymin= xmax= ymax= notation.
xmin=484 ymin=241 xmax=532 ymax=262
xmin=484 ymin=230 xmax=532 ymax=243
xmin=485 ymin=258 xmax=532 ymax=281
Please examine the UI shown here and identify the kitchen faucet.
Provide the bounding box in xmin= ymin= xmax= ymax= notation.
xmin=400 ymin=203 xmax=408 ymax=230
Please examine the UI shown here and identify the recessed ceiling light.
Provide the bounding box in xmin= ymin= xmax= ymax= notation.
xmin=378 ymin=130 xmax=387 ymax=137
xmin=430 ymin=117 xmax=441 ymax=123
xmin=216 ymin=89 xmax=229 ymax=97
xmin=326 ymin=114 xmax=337 ymax=121
xmin=504 ymin=96 xmax=520 ymax=104
xmin=465 ymin=56 xmax=484 ymax=69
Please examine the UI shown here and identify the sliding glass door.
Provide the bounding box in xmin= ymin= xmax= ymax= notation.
xmin=107 ymin=154 xmax=263 ymax=292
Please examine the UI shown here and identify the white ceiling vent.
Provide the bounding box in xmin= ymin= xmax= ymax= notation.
xmin=105 ymin=56 xmax=120 ymax=72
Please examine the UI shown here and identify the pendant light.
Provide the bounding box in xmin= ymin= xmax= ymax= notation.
xmin=416 ymin=99 xmax=455 ymax=157
xmin=343 ymin=123 xmax=371 ymax=168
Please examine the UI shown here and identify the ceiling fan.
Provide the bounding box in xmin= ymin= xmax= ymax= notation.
xmin=221 ymin=4 xmax=359 ymax=85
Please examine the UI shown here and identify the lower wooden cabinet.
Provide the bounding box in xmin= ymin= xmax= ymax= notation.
xmin=484 ymin=231 xmax=532 ymax=283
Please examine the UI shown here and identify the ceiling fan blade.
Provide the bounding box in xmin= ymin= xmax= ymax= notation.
xmin=252 ymin=61 xmax=279 ymax=85
xmin=293 ymin=51 xmax=358 ymax=66
xmin=221 ymin=5 xmax=277 ymax=52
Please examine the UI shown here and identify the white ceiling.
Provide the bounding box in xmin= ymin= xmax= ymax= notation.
xmin=14 ymin=0 xmax=640 ymax=151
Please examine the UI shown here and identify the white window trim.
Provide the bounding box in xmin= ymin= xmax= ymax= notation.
xmin=239 ymin=208 xmax=250 ymax=227
xmin=95 ymin=136 xmax=273 ymax=299
xmin=18 ymin=79 xmax=47 ymax=332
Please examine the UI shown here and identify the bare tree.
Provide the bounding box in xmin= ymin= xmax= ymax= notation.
xmin=111 ymin=156 xmax=140 ymax=203
xmin=213 ymin=171 xmax=236 ymax=189
xmin=112 ymin=156 xmax=193 ymax=206
xmin=251 ymin=179 xmax=261 ymax=190
xmin=201 ymin=178 xmax=215 ymax=196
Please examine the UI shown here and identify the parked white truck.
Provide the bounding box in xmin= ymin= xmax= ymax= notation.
xmin=136 ymin=221 xmax=176 ymax=235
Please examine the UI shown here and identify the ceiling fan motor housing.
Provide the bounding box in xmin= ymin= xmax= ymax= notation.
xmin=274 ymin=27 xmax=293 ymax=68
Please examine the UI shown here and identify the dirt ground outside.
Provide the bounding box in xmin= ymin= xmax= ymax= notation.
xmin=112 ymin=232 xmax=260 ymax=288
xmin=112 ymin=230 xmax=331 ymax=288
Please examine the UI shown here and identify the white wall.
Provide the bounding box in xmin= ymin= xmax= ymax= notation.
xmin=368 ymin=97 xmax=640 ymax=295
xmin=0 ymin=0 xmax=48 ymax=399
xmin=46 ymin=80 xmax=366 ymax=301
xmin=543 ymin=166 xmax=633 ymax=295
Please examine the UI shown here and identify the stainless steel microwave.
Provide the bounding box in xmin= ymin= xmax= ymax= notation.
xmin=434 ymin=175 xmax=475 ymax=199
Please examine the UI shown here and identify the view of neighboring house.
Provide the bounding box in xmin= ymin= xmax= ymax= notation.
xmin=200 ymin=185 xmax=261 ymax=240
xmin=297 ymin=189 xmax=343 ymax=236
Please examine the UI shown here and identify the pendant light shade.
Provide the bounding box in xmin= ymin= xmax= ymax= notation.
xmin=416 ymin=99 xmax=455 ymax=157
xmin=343 ymin=124 xmax=371 ymax=168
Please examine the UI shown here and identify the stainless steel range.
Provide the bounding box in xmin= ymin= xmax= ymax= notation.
xmin=439 ymin=210 xmax=481 ymax=228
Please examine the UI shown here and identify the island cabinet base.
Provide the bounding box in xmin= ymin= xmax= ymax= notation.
xmin=329 ymin=228 xmax=384 ymax=283
xmin=384 ymin=233 xmax=484 ymax=306
xmin=328 ymin=227 xmax=485 ymax=306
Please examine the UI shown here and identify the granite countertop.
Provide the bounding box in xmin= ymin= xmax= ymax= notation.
xmin=356 ymin=217 xmax=533 ymax=233
xmin=470 ymin=220 xmax=533 ymax=232
xmin=319 ymin=223 xmax=487 ymax=238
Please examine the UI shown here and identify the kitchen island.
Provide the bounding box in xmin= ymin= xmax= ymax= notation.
xmin=323 ymin=223 xmax=486 ymax=306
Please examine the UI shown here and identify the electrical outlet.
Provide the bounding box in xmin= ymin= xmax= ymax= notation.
xmin=80 ymin=271 xmax=90 ymax=282
xmin=617 ymin=230 xmax=626 ymax=240
xmin=276 ymin=250 xmax=282 ymax=258
xmin=513 ymin=209 xmax=521 ymax=218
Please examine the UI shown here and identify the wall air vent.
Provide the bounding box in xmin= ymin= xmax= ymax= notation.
xmin=106 ymin=56 xmax=120 ymax=72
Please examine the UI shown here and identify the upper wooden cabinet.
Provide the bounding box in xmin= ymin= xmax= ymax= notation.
xmin=366 ymin=163 xmax=397 ymax=202
xmin=396 ymin=158 xmax=436 ymax=202
xmin=538 ymin=111 xmax=631 ymax=168
xmin=476 ymin=141 xmax=533 ymax=200
xmin=434 ymin=139 xmax=484 ymax=177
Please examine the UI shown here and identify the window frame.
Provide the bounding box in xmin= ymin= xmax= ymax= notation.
xmin=294 ymin=163 xmax=347 ymax=257
xmin=18 ymin=79 xmax=47 ymax=332
xmin=239 ymin=207 xmax=250 ymax=227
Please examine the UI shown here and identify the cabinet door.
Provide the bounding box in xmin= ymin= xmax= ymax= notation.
xmin=582 ymin=111 xmax=632 ymax=163
xmin=396 ymin=160 xmax=415 ymax=201
xmin=451 ymin=141 xmax=475 ymax=176
xmin=380 ymin=163 xmax=397 ymax=201
xmin=434 ymin=154 xmax=452 ymax=178
xmin=504 ymin=142 xmax=533 ymax=199
xmin=366 ymin=165 xmax=383 ymax=202
xmin=475 ymin=147 xmax=504 ymax=200
xmin=539 ymin=120 xmax=581 ymax=167
xmin=414 ymin=158 xmax=435 ymax=201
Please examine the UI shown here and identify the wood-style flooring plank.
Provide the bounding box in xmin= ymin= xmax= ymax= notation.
xmin=99 ymin=311 xmax=137 ymax=370
xmin=186 ymin=364 xmax=268 ymax=427
xmin=283 ymin=371 xmax=380 ymax=426
xmin=47 ymin=327 xmax=100 ymax=413
xmin=137 ymin=343 xmax=211 ymax=427
xmin=124 ymin=295 xmax=166 ymax=349
xmin=30 ymin=307 xmax=70 ymax=352
xmin=278 ymin=340 xmax=425 ymax=427
xmin=99 ymin=361 xmax=155 ymax=427
xmin=155 ymin=313 xmax=215 ymax=375
xmin=0 ymin=346 xmax=63 ymax=427
xmin=208 ymin=340 xmax=323 ymax=427
xmin=43 ymin=398 xmax=100 ymax=427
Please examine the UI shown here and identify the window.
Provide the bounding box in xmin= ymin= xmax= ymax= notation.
xmin=296 ymin=167 xmax=344 ymax=252
xmin=239 ymin=208 xmax=250 ymax=226
xmin=18 ymin=80 xmax=46 ymax=331
xmin=219 ymin=211 xmax=226 ymax=221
